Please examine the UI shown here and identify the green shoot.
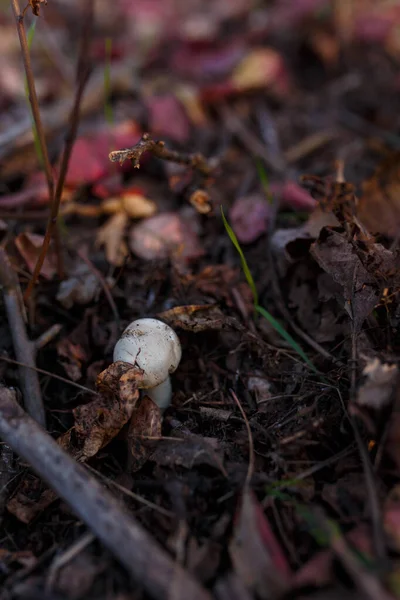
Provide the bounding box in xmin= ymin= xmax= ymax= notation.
xmin=256 ymin=306 xmax=318 ymax=373
xmin=104 ymin=37 xmax=114 ymax=125
xmin=221 ymin=205 xmax=318 ymax=374
xmin=256 ymin=159 xmax=273 ymax=204
xmin=221 ymin=206 xmax=258 ymax=305
xmin=24 ymin=21 xmax=43 ymax=167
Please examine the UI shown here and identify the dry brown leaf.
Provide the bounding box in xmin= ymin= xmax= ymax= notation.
xmin=127 ymin=395 xmax=162 ymax=472
xmin=7 ymin=476 xmax=57 ymax=524
xmin=158 ymin=304 xmax=226 ymax=332
xmin=15 ymin=233 xmax=58 ymax=279
xmin=73 ymin=362 xmax=143 ymax=460
xmin=96 ymin=212 xmax=128 ymax=266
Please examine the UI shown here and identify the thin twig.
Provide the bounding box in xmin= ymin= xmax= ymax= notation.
xmin=230 ymin=389 xmax=254 ymax=487
xmin=24 ymin=1 xmax=94 ymax=301
xmin=0 ymin=355 xmax=97 ymax=396
xmin=10 ymin=0 xmax=54 ymax=204
xmin=0 ymin=387 xmax=212 ymax=600
xmin=0 ymin=249 xmax=45 ymax=425
xmin=109 ymin=133 xmax=217 ymax=177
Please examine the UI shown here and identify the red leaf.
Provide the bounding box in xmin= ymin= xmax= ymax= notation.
xmin=147 ymin=94 xmax=191 ymax=143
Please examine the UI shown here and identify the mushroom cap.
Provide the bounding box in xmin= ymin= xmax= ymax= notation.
xmin=113 ymin=318 xmax=182 ymax=389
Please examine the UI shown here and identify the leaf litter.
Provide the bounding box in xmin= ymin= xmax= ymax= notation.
xmin=3 ymin=1 xmax=400 ymax=599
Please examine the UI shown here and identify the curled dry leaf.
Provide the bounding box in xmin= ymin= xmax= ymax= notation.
xmin=15 ymin=233 xmax=58 ymax=279
xmin=356 ymin=358 xmax=398 ymax=409
xmin=73 ymin=362 xmax=143 ymax=460
xmin=158 ymin=304 xmax=226 ymax=332
xmin=129 ymin=211 xmax=204 ymax=262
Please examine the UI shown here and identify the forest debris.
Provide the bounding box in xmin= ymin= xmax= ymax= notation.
xmin=0 ymin=387 xmax=212 ymax=600
xmin=56 ymin=263 xmax=102 ymax=309
xmin=15 ymin=233 xmax=58 ymax=279
xmin=127 ymin=395 xmax=162 ymax=472
xmin=129 ymin=211 xmax=204 ymax=262
xmin=96 ymin=212 xmax=129 ymax=266
xmin=355 ymin=358 xmax=397 ymax=409
xmin=109 ymin=133 xmax=215 ymax=177
xmin=229 ymin=194 xmax=271 ymax=244
xmin=73 ymin=362 xmax=142 ymax=460
xmin=311 ymin=229 xmax=387 ymax=330
xmin=229 ymin=489 xmax=292 ymax=599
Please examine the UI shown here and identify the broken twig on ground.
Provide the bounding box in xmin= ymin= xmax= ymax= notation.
xmin=0 ymin=386 xmax=212 ymax=600
xmin=0 ymin=249 xmax=45 ymax=425
xmin=109 ymin=132 xmax=217 ymax=177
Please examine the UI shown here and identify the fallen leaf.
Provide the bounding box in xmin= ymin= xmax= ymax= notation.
xmin=158 ymin=304 xmax=226 ymax=332
xmin=73 ymin=362 xmax=142 ymax=460
xmin=358 ymin=152 xmax=400 ymax=237
xmin=229 ymin=194 xmax=270 ymax=244
xmin=96 ymin=212 xmax=129 ymax=266
xmin=120 ymin=190 xmax=157 ymax=219
xmin=57 ymin=338 xmax=88 ymax=382
xmin=7 ymin=476 xmax=57 ymax=524
xmin=356 ymin=358 xmax=398 ymax=409
xmin=15 ymin=233 xmax=58 ymax=279
xmin=129 ymin=211 xmax=204 ymax=262
xmin=231 ymin=48 xmax=290 ymax=96
xmin=310 ymin=228 xmax=396 ymax=330
xmin=127 ymin=395 xmax=162 ymax=472
xmin=146 ymin=94 xmax=191 ymax=143
xmin=151 ymin=434 xmax=225 ymax=472
xmin=229 ymin=489 xmax=292 ymax=598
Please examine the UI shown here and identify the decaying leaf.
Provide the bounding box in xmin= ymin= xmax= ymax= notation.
xmin=73 ymin=362 xmax=142 ymax=460
xmin=158 ymin=304 xmax=226 ymax=332
xmin=229 ymin=489 xmax=292 ymax=599
xmin=129 ymin=211 xmax=204 ymax=262
xmin=356 ymin=358 xmax=397 ymax=409
xmin=15 ymin=233 xmax=58 ymax=279
xmin=358 ymin=152 xmax=400 ymax=236
xmin=7 ymin=476 xmax=57 ymax=524
xmin=127 ymin=395 xmax=162 ymax=472
xmin=310 ymin=228 xmax=397 ymax=330
xmin=96 ymin=212 xmax=129 ymax=266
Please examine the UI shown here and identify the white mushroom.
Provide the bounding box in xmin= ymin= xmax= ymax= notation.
xmin=113 ymin=318 xmax=182 ymax=411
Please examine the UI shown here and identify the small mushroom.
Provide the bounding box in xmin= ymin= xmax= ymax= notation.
xmin=113 ymin=318 xmax=182 ymax=410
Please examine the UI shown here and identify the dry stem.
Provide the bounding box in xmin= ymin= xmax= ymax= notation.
xmin=23 ymin=1 xmax=94 ymax=301
xmin=0 ymin=387 xmax=212 ymax=600
xmin=109 ymin=133 xmax=216 ymax=177
xmin=0 ymin=249 xmax=45 ymax=425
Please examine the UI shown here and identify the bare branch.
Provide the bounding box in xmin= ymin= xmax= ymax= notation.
xmin=109 ymin=133 xmax=216 ymax=177
xmin=0 ymin=387 xmax=212 ymax=600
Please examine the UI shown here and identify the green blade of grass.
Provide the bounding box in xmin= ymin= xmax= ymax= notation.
xmin=255 ymin=159 xmax=272 ymax=204
xmin=220 ymin=206 xmax=258 ymax=305
xmin=256 ymin=305 xmax=318 ymax=374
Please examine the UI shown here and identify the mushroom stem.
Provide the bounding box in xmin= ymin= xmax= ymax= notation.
xmin=145 ymin=377 xmax=172 ymax=411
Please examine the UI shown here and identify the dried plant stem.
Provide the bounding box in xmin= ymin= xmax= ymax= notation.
xmin=10 ymin=0 xmax=64 ymax=284
xmin=23 ymin=1 xmax=94 ymax=301
xmin=11 ymin=0 xmax=54 ymax=201
xmin=109 ymin=133 xmax=217 ymax=177
xmin=0 ymin=249 xmax=45 ymax=425
xmin=0 ymin=387 xmax=212 ymax=600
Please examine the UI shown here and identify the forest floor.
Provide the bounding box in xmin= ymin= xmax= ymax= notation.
xmin=1 ymin=1 xmax=400 ymax=599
